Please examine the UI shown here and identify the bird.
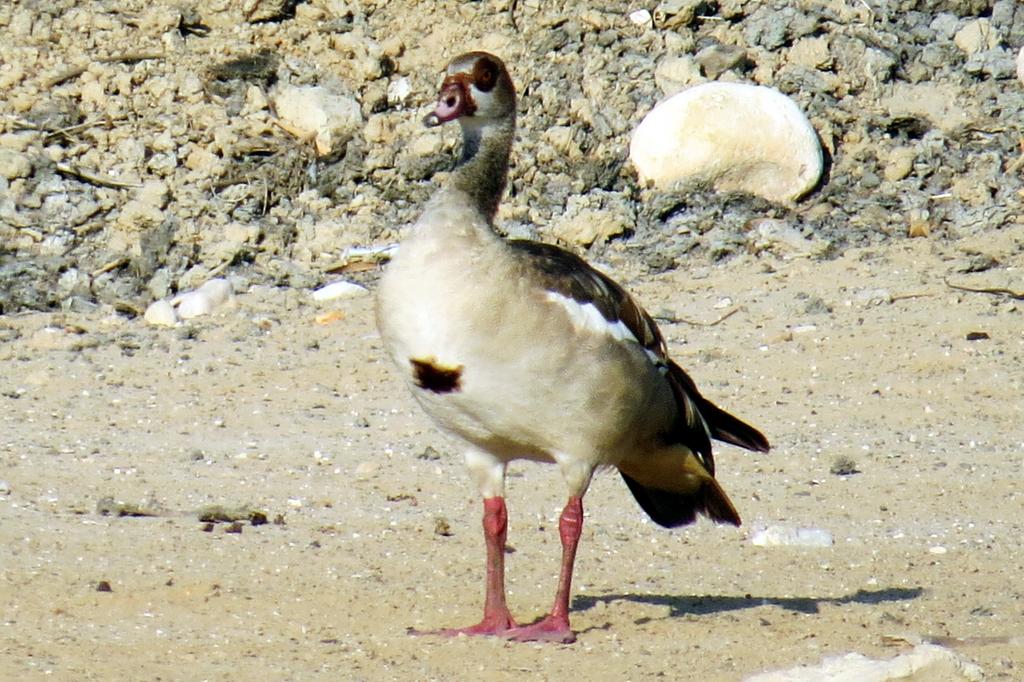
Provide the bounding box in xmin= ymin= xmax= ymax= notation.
xmin=375 ymin=51 xmax=770 ymax=644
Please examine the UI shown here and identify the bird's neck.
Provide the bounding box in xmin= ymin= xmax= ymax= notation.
xmin=449 ymin=116 xmax=514 ymax=225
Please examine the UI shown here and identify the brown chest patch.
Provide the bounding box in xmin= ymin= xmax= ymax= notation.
xmin=410 ymin=357 xmax=463 ymax=393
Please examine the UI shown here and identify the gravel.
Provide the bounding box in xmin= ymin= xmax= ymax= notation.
xmin=0 ymin=0 xmax=1021 ymax=313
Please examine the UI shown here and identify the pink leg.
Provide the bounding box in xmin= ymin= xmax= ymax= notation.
xmin=506 ymin=496 xmax=583 ymax=644
xmin=411 ymin=496 xmax=516 ymax=637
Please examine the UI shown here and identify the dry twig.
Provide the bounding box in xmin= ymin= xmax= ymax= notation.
xmin=655 ymin=305 xmax=745 ymax=327
xmin=90 ymin=257 xmax=129 ymax=278
xmin=944 ymin=277 xmax=1024 ymax=300
xmin=56 ymin=163 xmax=141 ymax=189
xmin=890 ymin=292 xmax=935 ymax=302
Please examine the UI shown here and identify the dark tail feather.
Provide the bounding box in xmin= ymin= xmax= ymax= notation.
xmin=668 ymin=360 xmax=770 ymax=453
xmin=699 ymin=398 xmax=771 ymax=453
xmin=620 ymin=472 xmax=742 ymax=528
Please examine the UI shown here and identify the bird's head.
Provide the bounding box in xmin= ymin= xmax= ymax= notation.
xmin=423 ymin=51 xmax=515 ymax=128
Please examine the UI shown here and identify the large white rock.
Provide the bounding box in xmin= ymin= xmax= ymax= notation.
xmin=273 ymin=85 xmax=362 ymax=155
xmin=629 ymin=82 xmax=823 ymax=203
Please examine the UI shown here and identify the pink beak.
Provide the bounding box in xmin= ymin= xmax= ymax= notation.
xmin=423 ymin=82 xmax=466 ymax=127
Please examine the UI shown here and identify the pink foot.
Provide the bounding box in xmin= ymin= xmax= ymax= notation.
xmin=504 ymin=614 xmax=576 ymax=644
xmin=409 ymin=611 xmax=517 ymax=638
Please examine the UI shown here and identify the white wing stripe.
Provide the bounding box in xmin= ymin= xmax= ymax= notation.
xmin=545 ymin=291 xmax=639 ymax=344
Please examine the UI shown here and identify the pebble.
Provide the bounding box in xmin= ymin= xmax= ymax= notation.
xmin=788 ymin=36 xmax=832 ymax=70
xmin=628 ymin=9 xmax=652 ymax=26
xmin=387 ymin=77 xmax=412 ymax=106
xmin=0 ymin=480 xmax=10 ymax=495
xmin=653 ymin=0 xmax=703 ymax=29
xmin=964 ymin=47 xmax=1017 ymax=80
xmin=1018 ymin=47 xmax=1024 ymax=85
xmin=654 ymin=55 xmax=704 ymax=95
xmin=929 ymin=13 xmax=959 ymax=40
xmin=0 ymin=149 xmax=32 ymax=180
xmin=113 ymin=182 xmax=169 ymax=244
xmin=748 ymin=218 xmax=830 ymax=259
xmin=694 ymin=43 xmax=747 ymax=79
xmin=549 ymin=195 xmax=631 ymax=246
xmin=629 ymin=82 xmax=823 ymax=203
xmin=272 ymin=85 xmax=362 ymax=156
xmin=953 ymin=19 xmax=1000 ymax=56
xmin=311 ymin=280 xmax=369 ymax=302
xmin=883 ymin=147 xmax=916 ymax=182
xmin=750 ymin=525 xmax=834 ymax=547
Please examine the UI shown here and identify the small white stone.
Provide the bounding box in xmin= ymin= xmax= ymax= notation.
xmin=929 ymin=545 xmax=948 ymax=555
xmin=1017 ymin=46 xmax=1024 ymax=86
xmin=144 ymin=299 xmax=178 ymax=326
xmin=628 ymin=9 xmax=652 ymax=26
xmin=311 ymin=280 xmax=369 ymax=302
xmin=386 ymin=77 xmax=412 ymax=106
xmin=630 ymin=82 xmax=823 ymax=203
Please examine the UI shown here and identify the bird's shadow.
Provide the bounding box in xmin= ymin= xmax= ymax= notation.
xmin=573 ymin=586 xmax=924 ymax=619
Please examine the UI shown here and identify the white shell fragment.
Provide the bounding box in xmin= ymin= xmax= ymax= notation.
xmin=750 ymin=525 xmax=834 ymax=547
xmin=311 ymin=280 xmax=369 ymax=302
xmin=746 ymin=644 xmax=984 ymax=682
xmin=174 ymin=277 xmax=234 ymax=320
xmin=144 ymin=299 xmax=178 ymax=327
xmin=144 ymin=278 xmax=234 ymax=326
xmin=174 ymin=290 xmax=215 ymax=320
xmin=630 ymin=82 xmax=823 ymax=202
xmin=197 ymin=278 xmax=233 ymax=308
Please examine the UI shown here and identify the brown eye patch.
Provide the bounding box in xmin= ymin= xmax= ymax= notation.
xmin=472 ymin=56 xmax=499 ymax=92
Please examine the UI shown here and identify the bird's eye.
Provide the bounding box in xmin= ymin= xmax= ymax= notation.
xmin=474 ymin=58 xmax=498 ymax=92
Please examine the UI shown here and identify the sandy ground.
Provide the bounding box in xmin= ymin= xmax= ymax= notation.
xmin=2 ymin=224 xmax=1022 ymax=680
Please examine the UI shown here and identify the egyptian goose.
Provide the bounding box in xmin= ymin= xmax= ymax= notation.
xmin=376 ymin=52 xmax=770 ymax=643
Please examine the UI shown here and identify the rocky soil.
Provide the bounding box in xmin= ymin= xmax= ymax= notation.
xmin=1 ymin=0 xmax=1022 ymax=680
